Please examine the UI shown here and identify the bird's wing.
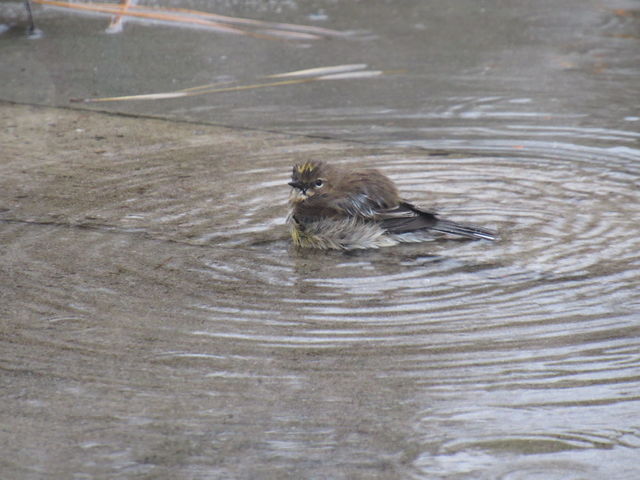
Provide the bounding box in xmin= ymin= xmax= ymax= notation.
xmin=326 ymin=170 xmax=401 ymax=219
xmin=380 ymin=202 xmax=497 ymax=240
xmin=378 ymin=202 xmax=439 ymax=233
xmin=331 ymin=192 xmax=391 ymax=218
xmin=329 ymin=197 xmax=440 ymax=231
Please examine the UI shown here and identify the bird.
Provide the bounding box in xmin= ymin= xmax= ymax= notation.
xmin=287 ymin=160 xmax=497 ymax=250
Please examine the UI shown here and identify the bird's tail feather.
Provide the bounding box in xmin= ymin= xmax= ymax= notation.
xmin=432 ymin=219 xmax=497 ymax=241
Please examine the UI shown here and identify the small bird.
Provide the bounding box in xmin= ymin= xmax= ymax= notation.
xmin=287 ymin=161 xmax=497 ymax=250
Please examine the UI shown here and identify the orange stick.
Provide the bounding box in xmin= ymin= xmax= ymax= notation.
xmin=31 ymin=0 xmax=295 ymax=39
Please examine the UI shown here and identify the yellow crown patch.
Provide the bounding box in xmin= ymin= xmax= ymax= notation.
xmin=295 ymin=161 xmax=317 ymax=174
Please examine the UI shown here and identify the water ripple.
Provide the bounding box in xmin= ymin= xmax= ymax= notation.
xmin=3 ymin=109 xmax=639 ymax=480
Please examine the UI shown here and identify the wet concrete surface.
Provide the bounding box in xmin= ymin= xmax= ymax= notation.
xmin=0 ymin=102 xmax=293 ymax=241
xmin=2 ymin=0 xmax=640 ymax=479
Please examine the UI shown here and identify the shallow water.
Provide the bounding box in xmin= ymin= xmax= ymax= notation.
xmin=2 ymin=0 xmax=640 ymax=478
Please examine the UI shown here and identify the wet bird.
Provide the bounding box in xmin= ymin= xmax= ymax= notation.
xmin=287 ymin=160 xmax=497 ymax=250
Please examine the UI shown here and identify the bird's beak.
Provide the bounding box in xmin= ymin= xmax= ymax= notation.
xmin=288 ymin=181 xmax=305 ymax=192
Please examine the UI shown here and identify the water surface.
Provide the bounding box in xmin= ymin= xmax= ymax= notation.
xmin=1 ymin=0 xmax=639 ymax=478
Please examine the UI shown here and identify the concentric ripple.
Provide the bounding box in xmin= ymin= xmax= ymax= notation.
xmin=4 ymin=56 xmax=640 ymax=480
xmin=3 ymin=107 xmax=640 ymax=478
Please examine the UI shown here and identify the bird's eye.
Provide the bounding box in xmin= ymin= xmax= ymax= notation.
xmin=315 ymin=179 xmax=324 ymax=187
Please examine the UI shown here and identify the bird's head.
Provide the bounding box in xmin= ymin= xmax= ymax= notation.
xmin=288 ymin=161 xmax=333 ymax=203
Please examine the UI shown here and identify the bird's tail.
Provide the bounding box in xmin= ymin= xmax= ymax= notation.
xmin=432 ymin=218 xmax=497 ymax=241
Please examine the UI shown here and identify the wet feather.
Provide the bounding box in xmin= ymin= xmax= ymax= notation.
xmin=288 ymin=160 xmax=497 ymax=249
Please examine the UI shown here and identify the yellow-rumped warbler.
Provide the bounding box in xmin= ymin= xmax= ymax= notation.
xmin=287 ymin=161 xmax=496 ymax=250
